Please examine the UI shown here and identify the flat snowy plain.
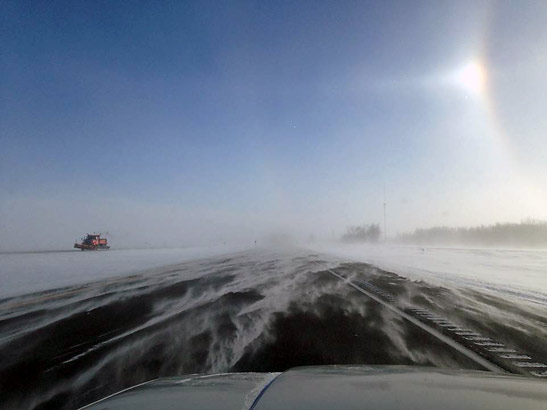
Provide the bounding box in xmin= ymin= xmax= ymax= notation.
xmin=309 ymin=244 xmax=547 ymax=307
xmin=0 ymin=246 xmax=247 ymax=299
xmin=1 ymin=244 xmax=546 ymax=307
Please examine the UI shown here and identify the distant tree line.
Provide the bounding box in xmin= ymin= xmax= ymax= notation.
xmin=341 ymin=224 xmax=381 ymax=243
xmin=397 ymin=219 xmax=547 ymax=248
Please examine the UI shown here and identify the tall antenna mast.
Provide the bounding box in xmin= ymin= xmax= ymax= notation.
xmin=383 ymin=183 xmax=387 ymax=242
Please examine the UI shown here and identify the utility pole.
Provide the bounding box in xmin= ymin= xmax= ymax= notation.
xmin=383 ymin=183 xmax=387 ymax=242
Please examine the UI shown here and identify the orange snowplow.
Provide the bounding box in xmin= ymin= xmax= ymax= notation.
xmin=74 ymin=233 xmax=110 ymax=250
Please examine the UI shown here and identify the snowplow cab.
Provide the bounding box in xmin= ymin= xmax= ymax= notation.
xmin=74 ymin=233 xmax=110 ymax=250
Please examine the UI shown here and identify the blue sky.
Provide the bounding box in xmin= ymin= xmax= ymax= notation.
xmin=1 ymin=1 xmax=547 ymax=249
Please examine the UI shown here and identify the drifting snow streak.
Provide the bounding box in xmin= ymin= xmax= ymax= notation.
xmin=312 ymin=261 xmax=504 ymax=373
xmin=0 ymin=249 xmax=546 ymax=410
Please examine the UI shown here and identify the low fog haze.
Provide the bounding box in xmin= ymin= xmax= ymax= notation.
xmin=2 ymin=1 xmax=547 ymax=251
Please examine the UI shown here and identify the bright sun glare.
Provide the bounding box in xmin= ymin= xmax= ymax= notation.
xmin=454 ymin=61 xmax=486 ymax=96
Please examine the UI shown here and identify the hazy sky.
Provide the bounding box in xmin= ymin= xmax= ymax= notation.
xmin=1 ymin=1 xmax=547 ymax=250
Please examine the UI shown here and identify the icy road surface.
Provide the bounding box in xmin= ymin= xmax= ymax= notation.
xmin=1 ymin=248 xmax=546 ymax=410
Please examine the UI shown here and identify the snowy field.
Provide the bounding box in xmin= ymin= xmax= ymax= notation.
xmin=2 ymin=244 xmax=546 ymax=306
xmin=0 ymin=246 xmax=248 ymax=299
xmin=308 ymin=244 xmax=547 ymax=307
